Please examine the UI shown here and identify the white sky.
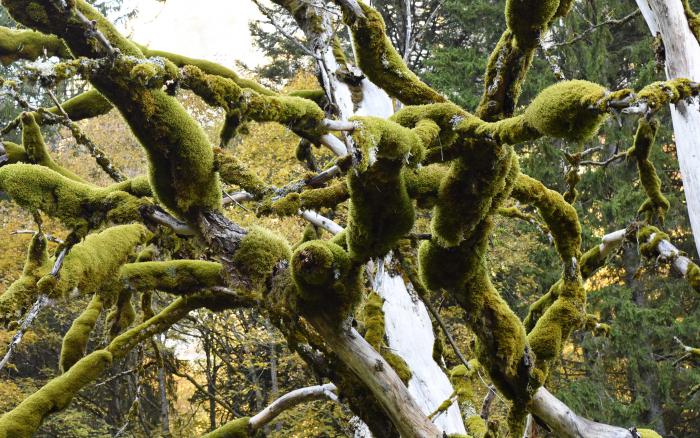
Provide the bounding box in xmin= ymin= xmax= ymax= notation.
xmin=115 ymin=0 xmax=267 ymax=70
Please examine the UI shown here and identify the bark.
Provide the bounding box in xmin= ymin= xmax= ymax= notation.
xmin=306 ymin=313 xmax=442 ymax=438
xmin=248 ymin=383 xmax=338 ymax=430
xmin=636 ymin=0 xmax=700 ymax=257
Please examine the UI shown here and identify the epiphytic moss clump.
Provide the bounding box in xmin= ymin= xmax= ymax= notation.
xmin=119 ymin=260 xmax=225 ymax=295
xmin=465 ymin=415 xmax=488 ymax=438
xmin=60 ymin=294 xmax=103 ymax=372
xmin=523 ymin=80 xmax=608 ymax=141
xmin=0 ymin=27 xmax=70 ymax=65
xmin=199 ymin=417 xmax=250 ymax=438
xmin=0 ymin=232 xmax=51 ymax=324
xmin=506 ymin=0 xmax=560 ymax=48
xmin=214 ymin=147 xmax=268 ymax=195
xmin=21 ymin=112 xmax=85 ymax=182
xmin=45 ymin=88 xmax=113 ymax=122
xmin=627 ymin=118 xmax=670 ymax=223
xmin=37 ymin=224 xmax=150 ymax=298
xmin=512 ymin=173 xmax=581 ymax=262
xmin=292 ymin=239 xmax=362 ymax=317
xmin=637 ymin=225 xmax=669 ymax=258
xmin=0 ymin=349 xmax=113 ymax=438
xmin=345 ymin=117 xmax=418 ymax=262
xmin=0 ymin=164 xmax=149 ymax=231
xmin=232 ymin=226 xmax=292 ymax=292
xmin=347 ymin=1 xmax=445 ymax=105
xmin=527 ymin=279 xmax=585 ymax=377
xmin=360 ymin=292 xmax=412 ymax=384
xmin=688 ymin=262 xmax=700 ymax=293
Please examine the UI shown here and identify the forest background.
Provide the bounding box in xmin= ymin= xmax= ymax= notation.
xmin=1 ymin=0 xmax=700 ymax=436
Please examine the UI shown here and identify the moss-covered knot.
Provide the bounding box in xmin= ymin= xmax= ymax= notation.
xmin=506 ymin=0 xmax=561 ymax=48
xmin=523 ymin=80 xmax=608 ymax=141
xmin=231 ymin=226 xmax=291 ymax=292
xmin=291 ymin=240 xmax=362 ymax=317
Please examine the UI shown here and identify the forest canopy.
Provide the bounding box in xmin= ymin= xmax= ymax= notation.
xmin=1 ymin=0 xmax=700 ymax=437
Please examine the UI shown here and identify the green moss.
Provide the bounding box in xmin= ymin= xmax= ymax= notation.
xmin=345 ymin=117 xmax=420 ymax=261
xmin=449 ymin=362 xmax=477 ymax=402
xmin=130 ymin=62 xmax=158 ymax=86
xmin=347 ymin=1 xmax=445 ymax=105
xmin=0 ymin=232 xmax=51 ymax=324
xmin=232 ymin=226 xmax=292 ymax=292
xmin=60 ymin=294 xmax=103 ymax=372
xmin=106 ymin=287 xmax=135 ymax=337
xmin=637 ymin=429 xmax=662 ymax=438
xmin=119 ymin=260 xmax=224 ymax=294
xmin=0 ymin=27 xmax=70 ymax=65
xmin=200 ymin=417 xmax=250 ymax=438
xmin=292 ymin=239 xmax=362 ymax=318
xmin=465 ymin=415 xmax=488 ymax=438
xmin=512 ymin=173 xmax=581 ymax=263
xmin=431 ymin=147 xmax=518 ymax=247
xmin=362 ymin=292 xmax=385 ymax=350
xmin=477 ymin=30 xmax=535 ymax=120
xmin=523 ymin=80 xmax=608 ymax=141
xmin=627 ymin=118 xmax=669 ymax=223
xmin=0 ymin=350 xmax=112 ymax=438
xmin=181 ymin=65 xmax=327 ymax=141
xmin=637 ymin=79 xmax=697 ymax=111
xmin=384 ymin=351 xmax=412 ymax=384
xmin=404 ymin=164 xmax=447 ymax=209
xmin=37 ymin=224 xmax=150 ymax=298
xmin=506 ymin=0 xmax=559 ymax=48
xmin=21 ymin=112 xmax=85 ymax=182
xmin=108 ymin=175 xmax=153 ymax=197
xmin=527 ymin=278 xmax=585 ymax=378
xmin=579 ymin=245 xmax=603 ymax=279
xmin=683 ymin=0 xmax=700 ymax=40
xmin=139 ymin=45 xmax=275 ymax=96
xmin=637 ymin=225 xmax=669 ymax=258
xmin=214 ymin=147 xmax=268 ymax=195
xmin=2 ymin=141 xmax=29 ymax=164
xmin=686 ymin=262 xmax=700 ymax=293
xmin=45 ymin=88 xmax=113 ymax=122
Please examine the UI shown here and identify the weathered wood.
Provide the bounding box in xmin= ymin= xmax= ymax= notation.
xmin=307 ymin=314 xmax=443 ymax=438
xmin=529 ymin=387 xmax=635 ymax=438
xmin=636 ymin=0 xmax=700 ymax=257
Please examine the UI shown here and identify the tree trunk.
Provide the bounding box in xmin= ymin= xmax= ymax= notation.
xmin=636 ymin=0 xmax=700 ymax=257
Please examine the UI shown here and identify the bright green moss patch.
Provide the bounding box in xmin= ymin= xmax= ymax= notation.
xmin=431 ymin=148 xmax=518 ymax=247
xmin=214 ymin=147 xmax=268 ymax=195
xmin=2 ymin=141 xmax=29 ymax=164
xmin=108 ymin=175 xmax=153 ymax=197
xmin=637 ymin=78 xmax=698 ymax=112
xmin=362 ymin=292 xmax=385 ymax=350
xmin=637 ymin=429 xmax=662 ymax=438
xmin=627 ymin=118 xmax=669 ymax=224
xmin=200 ymin=417 xmax=250 ymax=438
xmin=0 ymin=27 xmax=70 ymax=65
xmin=465 ymin=415 xmax=488 ymax=438
xmin=523 ymin=80 xmax=608 ymax=141
xmin=0 ymin=232 xmax=51 ymax=324
xmin=345 ymin=117 xmax=418 ymax=262
xmin=637 ymin=225 xmax=669 ymax=258
xmin=686 ymin=262 xmax=700 ymax=293
xmin=60 ymin=294 xmax=103 ymax=372
xmin=347 ymin=1 xmax=445 ymax=105
xmin=37 ymin=224 xmax=150 ymax=298
xmin=292 ymin=239 xmax=362 ymax=318
xmin=232 ymin=226 xmax=291 ymax=292
xmin=506 ymin=0 xmax=559 ymax=48
xmin=512 ymin=173 xmax=581 ymax=263
xmin=45 ymin=88 xmax=113 ymax=122
xmin=119 ymin=260 xmax=225 ymax=294
xmin=527 ymin=283 xmax=584 ymax=377
xmin=21 ymin=112 xmax=85 ymax=182
xmin=0 ymin=164 xmax=150 ymax=230
xmin=0 ymin=350 xmax=112 ymax=438
xmin=181 ymin=65 xmax=327 ymax=140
